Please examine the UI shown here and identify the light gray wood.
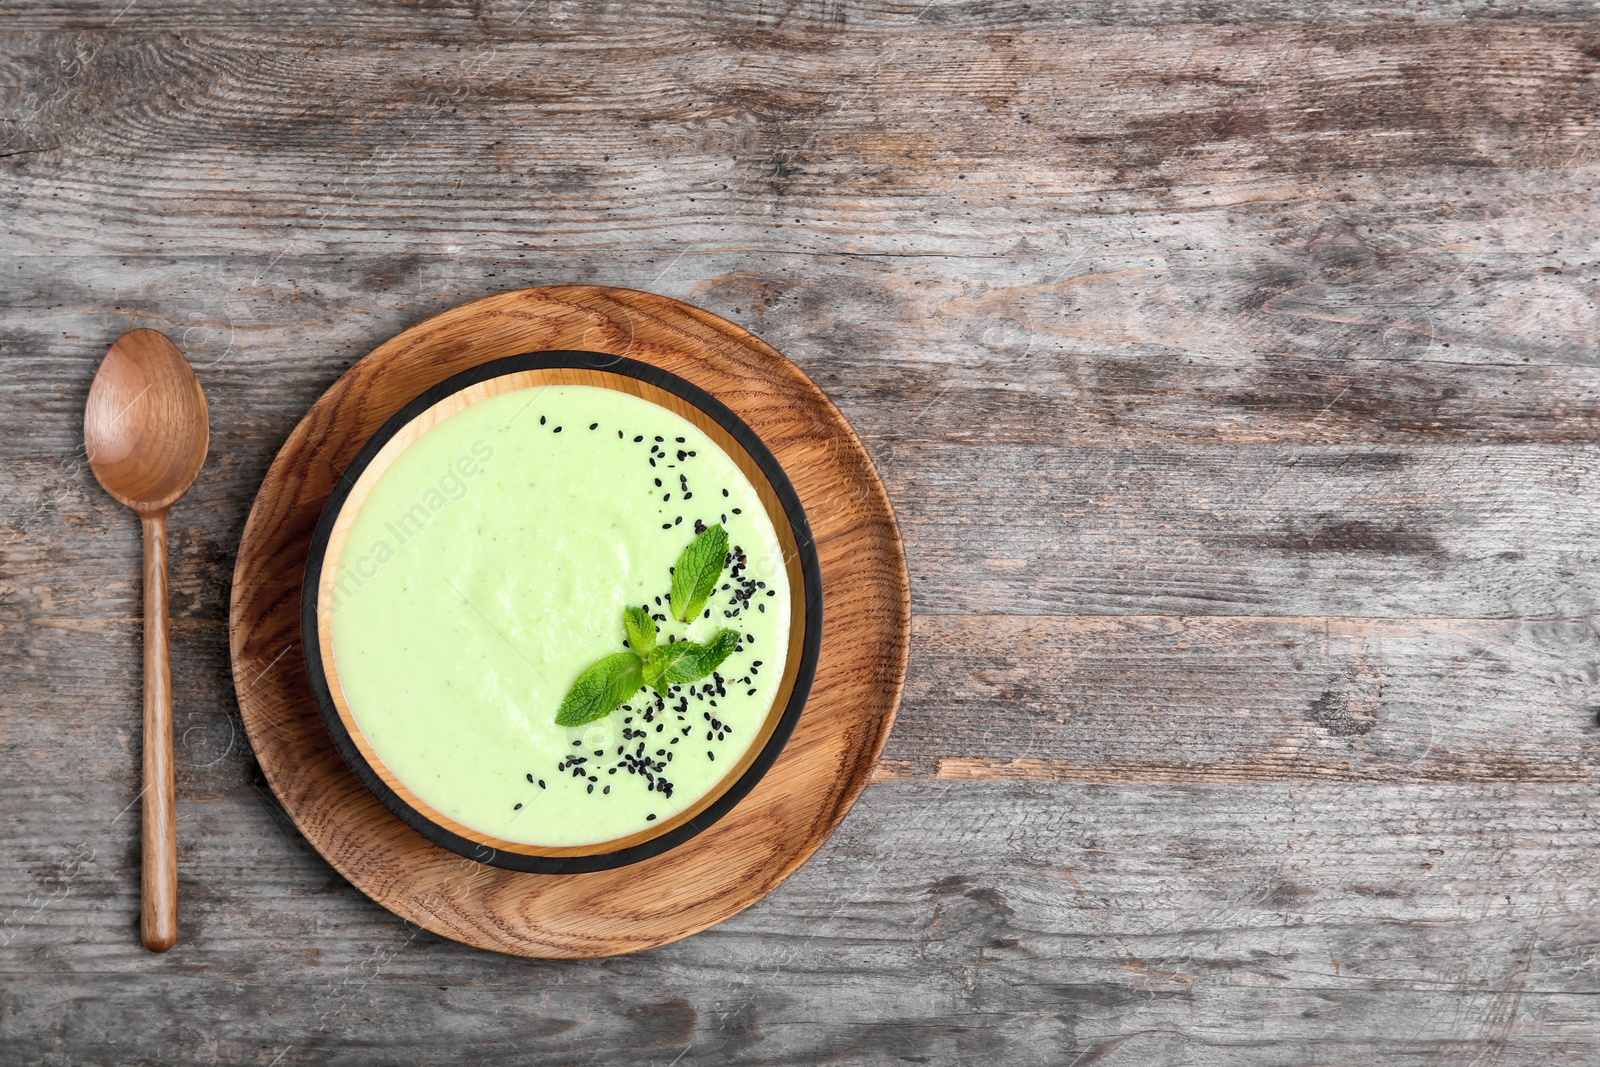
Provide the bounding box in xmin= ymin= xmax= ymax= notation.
xmin=9 ymin=0 xmax=1600 ymax=27
xmin=10 ymin=255 xmax=1600 ymax=620
xmin=5 ymin=0 xmax=1600 ymax=1059
xmin=16 ymin=427 xmax=1600 ymax=619
xmin=2 ymin=19 xmax=1598 ymax=261
xmin=5 ymin=783 xmax=1600 ymax=1064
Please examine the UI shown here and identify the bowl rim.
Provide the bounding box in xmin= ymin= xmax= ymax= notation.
xmin=300 ymin=350 xmax=824 ymax=874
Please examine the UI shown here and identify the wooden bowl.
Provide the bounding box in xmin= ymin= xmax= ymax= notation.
xmin=301 ymin=351 xmax=824 ymax=874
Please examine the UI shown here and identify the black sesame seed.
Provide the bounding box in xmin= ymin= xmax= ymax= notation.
xmin=589 ymin=422 xmax=599 ymax=430
xmin=526 ymin=773 xmax=534 ymax=782
xmin=634 ymin=435 xmax=643 ymax=442
xmin=654 ymin=436 xmax=663 ymax=442
xmin=675 ymin=437 xmax=685 ymax=443
xmin=646 ymin=813 xmax=657 ymax=821
xmin=539 ymin=415 xmax=546 ymax=425
xmin=554 ymin=426 xmax=563 ymax=433
xmin=732 ymin=507 xmax=741 ymax=514
xmin=722 ymin=488 xmax=730 ymax=497
xmin=514 ymin=802 xmax=523 ymax=810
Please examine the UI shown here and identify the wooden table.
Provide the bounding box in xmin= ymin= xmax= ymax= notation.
xmin=4 ymin=3 xmax=1598 ymax=1063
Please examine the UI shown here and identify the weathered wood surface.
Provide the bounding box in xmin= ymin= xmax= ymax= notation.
xmin=5 ymin=0 xmax=1600 ymax=1062
xmin=10 ymin=782 xmax=1600 ymax=1064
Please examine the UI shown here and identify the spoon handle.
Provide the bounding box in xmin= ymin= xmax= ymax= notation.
xmin=141 ymin=512 xmax=178 ymax=952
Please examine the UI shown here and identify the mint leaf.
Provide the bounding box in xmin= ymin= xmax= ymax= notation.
xmin=554 ymin=652 xmax=644 ymax=727
xmin=669 ymin=523 xmax=729 ymax=623
xmin=640 ymin=629 xmax=740 ymax=695
xmin=664 ymin=628 xmax=738 ymax=684
xmin=624 ymin=604 xmax=657 ymax=656
xmin=641 ymin=641 xmax=697 ymax=696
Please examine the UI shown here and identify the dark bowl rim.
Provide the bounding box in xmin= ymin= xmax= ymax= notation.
xmin=300 ymin=350 xmax=824 ymax=874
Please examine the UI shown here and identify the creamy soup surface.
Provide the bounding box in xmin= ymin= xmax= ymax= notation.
xmin=329 ymin=384 xmax=792 ymax=847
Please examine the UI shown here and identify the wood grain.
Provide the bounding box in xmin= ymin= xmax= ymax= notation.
xmin=6 ymin=781 xmax=1600 ymax=1064
xmin=3 ymin=21 xmax=1598 ymax=258
xmin=5 ymin=0 xmax=1600 ymax=1059
xmin=137 ymin=511 xmax=177 ymax=952
xmin=230 ymin=285 xmax=908 ymax=956
xmin=892 ymin=614 xmax=1600 ymax=783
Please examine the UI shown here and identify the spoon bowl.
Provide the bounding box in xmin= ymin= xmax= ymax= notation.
xmin=85 ymin=328 xmax=209 ymax=953
xmin=85 ymin=329 xmax=209 ymax=511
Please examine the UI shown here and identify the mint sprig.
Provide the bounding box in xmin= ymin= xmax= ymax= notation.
xmin=552 ymin=527 xmax=742 ymax=727
xmin=669 ymin=523 xmax=728 ymax=623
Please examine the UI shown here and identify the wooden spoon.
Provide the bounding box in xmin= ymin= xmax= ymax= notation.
xmin=84 ymin=329 xmax=209 ymax=953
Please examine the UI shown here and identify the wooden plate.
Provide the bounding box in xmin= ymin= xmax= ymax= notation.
xmin=229 ymin=286 xmax=909 ymax=958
